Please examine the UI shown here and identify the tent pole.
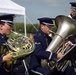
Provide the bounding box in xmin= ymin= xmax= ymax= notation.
xmin=24 ymin=13 xmax=26 ymax=36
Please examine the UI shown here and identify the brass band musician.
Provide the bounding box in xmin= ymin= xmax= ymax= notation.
xmin=0 ymin=14 xmax=26 ymax=75
xmin=28 ymin=17 xmax=63 ymax=75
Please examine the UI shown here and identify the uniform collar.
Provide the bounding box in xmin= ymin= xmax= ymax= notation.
xmin=39 ymin=30 xmax=48 ymax=36
xmin=0 ymin=33 xmax=6 ymax=39
xmin=70 ymin=14 xmax=76 ymax=20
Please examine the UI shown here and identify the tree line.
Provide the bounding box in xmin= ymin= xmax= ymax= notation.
xmin=11 ymin=22 xmax=76 ymax=39
xmin=13 ymin=23 xmax=40 ymax=34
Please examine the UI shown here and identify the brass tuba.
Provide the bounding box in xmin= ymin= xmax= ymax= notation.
xmin=41 ymin=15 xmax=76 ymax=71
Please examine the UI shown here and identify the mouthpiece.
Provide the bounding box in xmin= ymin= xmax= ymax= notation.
xmin=49 ymin=30 xmax=56 ymax=34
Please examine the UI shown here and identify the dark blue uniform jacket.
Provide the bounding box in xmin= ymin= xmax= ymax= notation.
xmin=29 ymin=30 xmax=57 ymax=70
xmin=0 ymin=34 xmax=25 ymax=75
xmin=0 ymin=34 xmax=13 ymax=75
xmin=67 ymin=14 xmax=76 ymax=44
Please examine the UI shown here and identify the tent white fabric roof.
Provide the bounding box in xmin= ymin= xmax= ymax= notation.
xmin=0 ymin=0 xmax=26 ymax=35
xmin=0 ymin=0 xmax=25 ymax=15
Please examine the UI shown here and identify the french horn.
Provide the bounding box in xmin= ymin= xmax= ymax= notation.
xmin=5 ymin=31 xmax=35 ymax=60
xmin=41 ymin=15 xmax=76 ymax=72
xmin=2 ymin=31 xmax=35 ymax=71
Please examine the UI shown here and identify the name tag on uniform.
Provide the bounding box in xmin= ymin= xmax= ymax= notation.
xmin=35 ymin=42 xmax=41 ymax=45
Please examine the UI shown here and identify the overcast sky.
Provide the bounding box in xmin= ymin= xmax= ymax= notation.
xmin=12 ymin=0 xmax=76 ymax=24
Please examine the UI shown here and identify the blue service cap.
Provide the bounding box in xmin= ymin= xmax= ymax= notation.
xmin=70 ymin=2 xmax=76 ymax=11
xmin=38 ymin=17 xmax=54 ymax=26
xmin=0 ymin=14 xmax=15 ymax=26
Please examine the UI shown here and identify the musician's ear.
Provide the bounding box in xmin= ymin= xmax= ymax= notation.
xmin=0 ymin=25 xmax=3 ymax=30
xmin=40 ymin=24 xmax=44 ymax=30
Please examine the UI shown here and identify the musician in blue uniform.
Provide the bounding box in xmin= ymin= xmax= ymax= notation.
xmin=68 ymin=2 xmax=76 ymax=21
xmin=0 ymin=14 xmax=25 ymax=75
xmin=62 ymin=2 xmax=76 ymax=75
xmin=29 ymin=17 xmax=63 ymax=75
xmin=68 ymin=2 xmax=76 ymax=44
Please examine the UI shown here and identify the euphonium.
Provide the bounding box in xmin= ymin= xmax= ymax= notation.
xmin=41 ymin=15 xmax=76 ymax=71
xmin=5 ymin=31 xmax=35 ymax=60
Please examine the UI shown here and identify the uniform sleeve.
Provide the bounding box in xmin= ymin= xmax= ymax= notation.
xmin=34 ymin=36 xmax=57 ymax=61
xmin=0 ymin=56 xmax=3 ymax=66
xmin=0 ymin=35 xmax=7 ymax=67
xmin=66 ymin=37 xmax=76 ymax=44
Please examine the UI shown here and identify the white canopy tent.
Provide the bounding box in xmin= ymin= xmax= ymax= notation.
xmin=0 ymin=0 xmax=26 ymax=36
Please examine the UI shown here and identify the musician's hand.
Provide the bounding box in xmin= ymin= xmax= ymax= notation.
xmin=29 ymin=34 xmax=34 ymax=41
xmin=2 ymin=53 xmax=12 ymax=62
xmin=57 ymin=52 xmax=63 ymax=59
xmin=3 ymin=53 xmax=12 ymax=71
xmin=64 ymin=41 xmax=73 ymax=47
